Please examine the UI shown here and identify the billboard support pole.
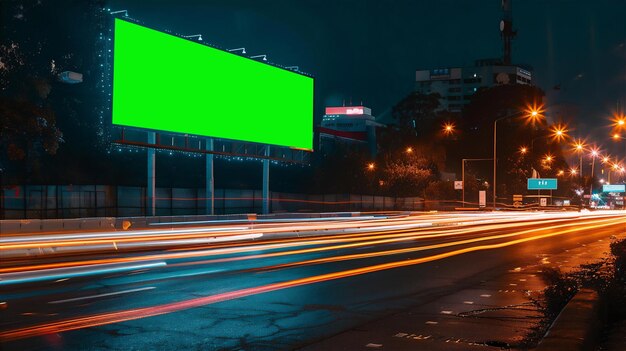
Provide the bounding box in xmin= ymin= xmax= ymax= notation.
xmin=262 ymin=146 xmax=270 ymax=214
xmin=205 ymin=138 xmax=214 ymax=215
xmin=147 ymin=132 xmax=156 ymax=216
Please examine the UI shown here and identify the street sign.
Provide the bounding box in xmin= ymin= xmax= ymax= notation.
xmin=513 ymin=195 xmax=523 ymax=201
xmin=479 ymin=190 xmax=486 ymax=208
xmin=603 ymin=184 xmax=626 ymax=193
xmin=527 ymin=178 xmax=558 ymax=190
xmin=454 ymin=181 xmax=463 ymax=190
xmin=540 ymin=198 xmax=547 ymax=207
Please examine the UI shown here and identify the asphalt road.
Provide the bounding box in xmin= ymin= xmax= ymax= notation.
xmin=1 ymin=210 xmax=624 ymax=350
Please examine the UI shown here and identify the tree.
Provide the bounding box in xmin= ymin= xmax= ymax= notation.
xmin=391 ymin=92 xmax=441 ymax=137
xmin=0 ymin=95 xmax=63 ymax=162
xmin=379 ymin=150 xmax=437 ymax=196
xmin=424 ymin=180 xmax=456 ymax=201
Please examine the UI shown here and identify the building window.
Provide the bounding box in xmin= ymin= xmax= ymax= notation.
xmin=464 ymin=78 xmax=481 ymax=84
xmin=448 ymin=87 xmax=461 ymax=93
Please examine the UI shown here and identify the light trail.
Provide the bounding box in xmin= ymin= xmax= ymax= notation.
xmin=0 ymin=215 xmax=622 ymax=342
xmin=0 ymin=262 xmax=167 ymax=286
xmin=0 ymin=213 xmax=605 ymax=276
xmin=0 ymin=210 xmax=588 ymax=251
xmin=239 ymin=217 xmax=624 ymax=271
xmin=168 ymin=215 xmax=608 ymax=269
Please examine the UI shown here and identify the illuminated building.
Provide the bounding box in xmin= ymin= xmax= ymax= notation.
xmin=415 ymin=59 xmax=533 ymax=113
xmin=319 ymin=106 xmax=384 ymax=157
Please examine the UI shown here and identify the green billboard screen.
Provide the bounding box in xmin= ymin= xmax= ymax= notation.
xmin=112 ymin=19 xmax=314 ymax=150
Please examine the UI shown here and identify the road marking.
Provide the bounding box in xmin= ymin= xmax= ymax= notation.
xmin=48 ymin=286 xmax=156 ymax=304
xmin=480 ymin=294 xmax=491 ymax=298
xmin=425 ymin=321 xmax=438 ymax=325
xmin=440 ymin=310 xmax=453 ymax=314
xmin=463 ymin=301 xmax=474 ymax=304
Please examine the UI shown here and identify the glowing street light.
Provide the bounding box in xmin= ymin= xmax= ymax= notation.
xmin=519 ymin=146 xmax=528 ymax=155
xmin=550 ymin=124 xmax=568 ymax=142
xmin=493 ymin=106 xmax=545 ymax=208
xmin=524 ymin=103 xmax=545 ymax=124
xmin=367 ymin=163 xmax=375 ymax=171
xmin=572 ymin=139 xmax=586 ymax=182
xmin=557 ymin=170 xmax=565 ymax=176
xmin=572 ymin=139 xmax=586 ymax=152
xmin=569 ymin=168 xmax=578 ymax=176
xmin=611 ymin=114 xmax=626 ymax=129
xmin=406 ymin=147 xmax=413 ymax=154
xmin=442 ymin=122 xmax=455 ymax=136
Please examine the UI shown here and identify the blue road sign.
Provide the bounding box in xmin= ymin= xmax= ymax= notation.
xmin=602 ymin=184 xmax=626 ymax=193
xmin=527 ymin=178 xmax=558 ymax=190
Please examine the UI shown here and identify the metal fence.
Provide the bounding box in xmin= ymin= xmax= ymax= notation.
xmin=0 ymin=185 xmax=427 ymax=219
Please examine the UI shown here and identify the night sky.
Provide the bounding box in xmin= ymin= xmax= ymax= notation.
xmin=2 ymin=0 xmax=625 ymax=158
xmin=107 ymin=0 xmax=626 ymax=136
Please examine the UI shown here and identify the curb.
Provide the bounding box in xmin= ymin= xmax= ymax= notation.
xmin=536 ymin=288 xmax=606 ymax=351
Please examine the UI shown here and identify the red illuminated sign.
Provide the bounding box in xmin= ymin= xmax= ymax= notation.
xmin=325 ymin=106 xmax=366 ymax=115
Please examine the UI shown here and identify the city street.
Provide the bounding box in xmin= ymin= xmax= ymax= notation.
xmin=2 ymin=1 xmax=626 ymax=350
xmin=1 ymin=211 xmax=624 ymax=350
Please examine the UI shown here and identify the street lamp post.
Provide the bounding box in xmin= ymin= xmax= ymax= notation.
xmin=589 ymin=149 xmax=598 ymax=206
xmin=573 ymin=141 xmax=585 ymax=184
xmin=493 ymin=109 xmax=540 ymax=209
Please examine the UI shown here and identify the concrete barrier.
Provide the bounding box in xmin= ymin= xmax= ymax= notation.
xmin=1 ymin=217 xmax=117 ymax=234
xmin=1 ymin=212 xmax=367 ymax=234
xmin=536 ymin=289 xmax=605 ymax=351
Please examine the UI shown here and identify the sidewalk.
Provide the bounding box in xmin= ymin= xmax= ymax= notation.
xmin=299 ymin=234 xmax=623 ymax=351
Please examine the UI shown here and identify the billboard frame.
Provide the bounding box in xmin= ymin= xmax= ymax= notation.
xmin=112 ymin=17 xmax=314 ymax=151
xmin=109 ymin=16 xmax=314 ymax=215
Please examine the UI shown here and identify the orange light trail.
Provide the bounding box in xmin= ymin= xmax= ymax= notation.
xmin=168 ymin=216 xmax=599 ymax=268
xmin=0 ymin=214 xmax=596 ymax=275
xmin=0 ymin=216 xmax=622 ymax=342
